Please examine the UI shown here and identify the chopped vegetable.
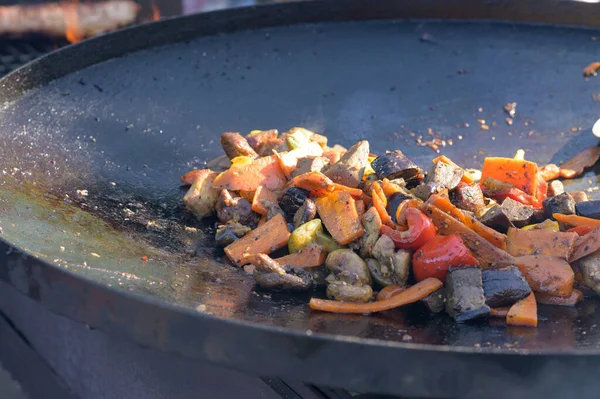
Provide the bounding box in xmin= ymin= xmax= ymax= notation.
xmin=535 ymin=290 xmax=583 ymax=307
xmin=376 ymin=285 xmax=406 ymax=301
xmin=569 ymin=226 xmax=600 ymax=262
xmin=213 ymin=154 xmax=286 ymax=192
xmin=371 ymin=150 xmax=422 ymax=183
xmin=567 ymin=225 xmax=595 ymax=236
xmin=445 ymin=267 xmax=490 ymax=322
xmin=507 ymin=293 xmax=537 ymax=327
xmin=309 ymin=277 xmax=443 ymax=314
xmin=553 ymin=213 xmax=600 ymax=228
xmin=480 ymin=157 xmax=540 ymax=197
xmin=315 ymin=190 xmax=365 ymax=245
xmin=489 ymin=307 xmax=510 ymax=318
xmin=412 ymin=234 xmax=478 ymax=282
xmin=381 ymin=208 xmax=436 ymax=251
xmin=489 ymin=187 xmax=543 ymax=209
xmin=251 ymin=186 xmax=278 ymax=216
xmin=324 ymin=140 xmax=369 ymax=188
xmin=372 ymin=186 xmax=394 ymax=227
xmin=559 ymin=147 xmax=600 ymax=179
xmin=355 ymin=199 xmax=365 ymax=218
xmin=510 ymin=255 xmax=574 ymax=297
xmin=506 ymin=228 xmax=577 ymax=260
xmin=432 ymin=155 xmax=474 ymax=184
xmin=575 ymin=200 xmax=600 ymax=220
xmin=287 ymin=171 xmax=333 ymax=193
xmin=182 ymin=169 xmax=220 ymax=218
xmin=539 ymin=164 xmax=561 ymax=181
xmin=288 ymin=219 xmax=324 ymax=253
xmin=522 ymin=219 xmax=560 ymax=232
xmin=275 ymin=244 xmax=327 ymax=268
xmin=220 ymin=132 xmax=258 ymax=160
xmin=482 ymin=267 xmax=531 ymax=308
xmin=224 ymin=214 xmax=290 ymax=266
xmin=276 ymin=141 xmax=323 ymax=178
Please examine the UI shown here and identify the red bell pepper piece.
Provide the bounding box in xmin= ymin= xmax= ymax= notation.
xmin=489 ymin=187 xmax=543 ymax=209
xmin=412 ymin=234 xmax=479 ymax=282
xmin=380 ymin=208 xmax=436 ymax=251
xmin=567 ymin=225 xmax=595 ymax=236
xmin=537 ymin=176 xmax=548 ymax=202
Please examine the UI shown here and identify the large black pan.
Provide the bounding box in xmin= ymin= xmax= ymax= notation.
xmin=2 ymin=0 xmax=600 ymax=397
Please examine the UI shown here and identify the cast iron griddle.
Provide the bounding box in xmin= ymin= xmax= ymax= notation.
xmin=1 ymin=1 xmax=600 ymax=397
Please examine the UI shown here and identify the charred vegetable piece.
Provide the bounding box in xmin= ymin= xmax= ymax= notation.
xmin=291 ymin=156 xmax=330 ymax=178
xmin=380 ymin=208 xmax=436 ymax=251
xmin=480 ymin=157 xmax=539 ymax=197
xmin=213 ymin=154 xmax=286 ymax=192
xmin=371 ymin=150 xmax=422 ymax=183
xmin=548 ymin=180 xmax=565 ymax=197
xmin=326 ymin=249 xmax=371 ymax=286
xmin=510 ymin=255 xmax=574 ymax=297
xmin=215 ymin=222 xmax=252 ymax=247
xmin=220 ymin=132 xmax=258 ymax=160
xmin=506 ymin=293 xmax=537 ymax=327
xmin=293 ymin=199 xmax=317 ymax=229
xmin=444 ymin=266 xmax=490 ymax=322
xmin=506 ymin=228 xmax=577 ymax=259
xmin=482 ymin=267 xmax=531 ymax=308
xmin=358 ymin=207 xmax=382 ymax=258
xmin=412 ymin=234 xmax=478 ymax=282
xmin=215 ymin=190 xmax=259 ymax=227
xmin=279 ymin=187 xmax=310 ymax=217
xmin=249 ymin=254 xmax=312 ymax=291
xmin=521 ymin=219 xmax=560 ymax=232
xmin=326 ymin=281 xmax=373 ymax=303
xmin=543 ymin=192 xmax=576 ymax=220
xmin=288 ymin=219 xmax=323 ymax=253
xmin=366 ymin=258 xmax=393 ymax=286
xmin=577 ymin=252 xmax=600 ymax=296
xmin=570 ymin=227 xmax=600 ymax=262
xmin=324 ymin=140 xmax=369 ymax=188
xmin=182 ymin=169 xmax=221 ymax=218
xmin=500 ymin=197 xmax=535 ymax=228
xmin=571 ymin=191 xmax=589 ymax=203
xmin=576 ymin=200 xmax=600 ymax=220
xmin=315 ymin=190 xmax=365 ymax=245
xmin=478 ymin=205 xmax=512 ymax=233
xmin=246 ymin=129 xmax=279 ymax=154
xmin=413 ymin=182 xmax=444 ymax=201
xmin=535 ymin=290 xmax=583 ymax=306
xmin=421 ymin=288 xmax=446 ymax=313
xmin=425 ymin=161 xmax=464 ymax=191
xmin=366 ymin=249 xmax=412 ymax=287
xmin=387 ymin=192 xmax=412 ymax=223
xmin=275 ymin=244 xmax=327 ymax=269
xmin=559 ymin=147 xmax=600 ymax=179
xmin=451 ymin=182 xmax=485 ymax=213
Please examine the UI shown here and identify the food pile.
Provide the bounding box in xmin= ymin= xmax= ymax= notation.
xmin=181 ymin=127 xmax=600 ymax=327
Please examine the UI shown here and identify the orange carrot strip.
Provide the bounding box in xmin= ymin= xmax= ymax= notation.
xmin=432 ymin=155 xmax=474 ymax=184
xmin=506 ymin=228 xmax=577 ymax=260
xmin=554 ymin=213 xmax=600 ymax=228
xmin=481 ymin=157 xmax=539 ymax=197
xmin=421 ymin=203 xmax=514 ymax=268
xmin=213 ymin=155 xmax=286 ymax=191
xmin=489 ymin=307 xmax=510 ymax=318
xmin=224 ymin=214 xmax=290 ymax=266
xmin=275 ymin=245 xmax=327 ymax=268
xmin=426 ymin=194 xmax=507 ymax=250
xmin=315 ymin=190 xmax=365 ymax=245
xmin=535 ymin=289 xmax=583 ymax=307
xmin=381 ymin=178 xmax=402 ymax=196
xmin=510 ymin=255 xmax=574 ymax=297
xmin=507 ymin=293 xmax=538 ymax=327
xmin=372 ymin=187 xmax=394 ymax=227
xmin=376 ymin=285 xmax=406 ymax=301
xmin=309 ymin=278 xmax=443 ymax=314
xmin=251 ymin=186 xmax=278 ymax=216
xmin=559 ymin=147 xmax=600 ymax=179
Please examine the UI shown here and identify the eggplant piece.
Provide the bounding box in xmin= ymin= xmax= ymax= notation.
xmin=293 ymin=198 xmax=317 ymax=229
xmin=548 ymin=180 xmax=565 ymax=197
xmin=324 ymin=140 xmax=369 ymax=188
xmin=250 ymin=254 xmax=313 ymax=291
xmin=570 ymin=191 xmax=589 ymax=203
xmin=543 ymin=192 xmax=576 ymax=220
xmin=220 ymin=132 xmax=258 ymax=160
xmin=413 ymin=182 xmax=444 ymax=201
xmin=386 ymin=192 xmax=412 ymax=223
xmin=215 ymin=190 xmax=259 ymax=227
xmin=482 ymin=267 xmax=531 ymax=308
xmin=576 ymin=252 xmax=600 ymax=296
xmin=576 ymin=200 xmax=600 ymax=220
xmin=501 ymin=197 xmax=535 ymax=228
xmin=425 ymin=161 xmax=464 ymax=191
xmin=215 ymin=222 xmax=251 ymax=247
xmin=478 ymin=204 xmax=513 ymax=233
xmin=421 ymin=288 xmax=446 ymax=313
xmin=290 ymin=156 xmax=330 ymax=178
xmin=445 ymin=267 xmax=490 ymax=322
xmin=279 ymin=187 xmax=309 ymax=217
xmin=371 ymin=150 xmax=422 ymax=183
xmin=451 ymin=182 xmax=485 ymax=213
xmin=326 ymin=281 xmax=373 ymax=303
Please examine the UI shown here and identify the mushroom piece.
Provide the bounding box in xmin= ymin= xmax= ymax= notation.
xmin=324 ymin=140 xmax=370 ymax=188
xmin=215 ymin=222 xmax=251 ymax=247
xmin=249 ymin=253 xmax=313 ymax=291
xmin=577 ymin=252 xmax=600 ymax=296
xmin=293 ymin=198 xmax=317 ymax=229
xmin=220 ymin=132 xmax=258 ymax=160
xmin=215 ymin=189 xmax=259 ymax=227
xmin=358 ymin=207 xmax=382 ymax=258
xmin=326 ymin=281 xmax=373 ymax=303
xmin=246 ymin=129 xmax=280 ymax=156
xmin=183 ymin=169 xmax=221 ymax=218
xmin=325 ymin=249 xmax=371 ymax=286
xmin=366 ymin=249 xmax=412 ymax=287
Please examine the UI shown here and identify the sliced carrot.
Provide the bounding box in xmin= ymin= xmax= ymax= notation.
xmin=489 ymin=307 xmax=510 ymax=318
xmin=381 ymin=178 xmax=402 ymax=196
xmin=372 ymin=187 xmax=394 ymax=227
xmin=309 ymin=278 xmax=443 ymax=314
xmin=507 ymin=293 xmax=537 ymax=327
xmin=213 ymin=155 xmax=286 ymax=192
xmin=276 ymin=141 xmax=323 ymax=178
xmin=420 ymin=203 xmax=514 ymax=268
xmin=567 ymin=225 xmax=595 ymax=237
xmin=506 ymin=228 xmax=577 ymax=260
xmin=275 ymin=244 xmax=327 ymax=268
xmin=376 ymin=285 xmax=406 ymax=301
xmin=432 ymin=155 xmax=474 ymax=184
xmin=224 ymin=214 xmax=290 ymax=266
xmin=480 ymin=157 xmax=539 ymax=197
xmin=239 ymin=190 xmax=256 ymax=203
xmin=559 ymin=147 xmax=600 ymax=179
xmin=553 ymin=213 xmax=600 ymax=228
xmin=315 ymin=191 xmax=365 ymax=245
xmin=535 ymin=289 xmax=583 ymax=307
xmin=538 ymin=164 xmax=561 ymax=181
xmin=426 ymin=194 xmax=507 ymax=250
xmin=510 ymin=255 xmax=574 ymax=297
xmin=355 ymin=199 xmax=365 ymax=218
xmin=570 ymin=226 xmax=600 ymax=262
xmin=251 ymin=186 xmax=278 ymax=216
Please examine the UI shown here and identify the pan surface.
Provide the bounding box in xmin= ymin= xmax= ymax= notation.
xmin=2 ymin=0 xmax=600 ymax=397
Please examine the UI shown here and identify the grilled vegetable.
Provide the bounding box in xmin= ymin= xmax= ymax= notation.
xmin=288 ymin=219 xmax=323 ymax=253
xmin=480 ymin=157 xmax=540 ymax=197
xmin=506 ymin=228 xmax=577 ymax=260
xmin=215 ymin=190 xmax=259 ymax=227
xmin=380 ymin=208 xmax=436 ymax=251
xmin=535 ymin=290 xmax=583 ymax=306
xmin=290 ymin=156 xmax=330 ymax=178
xmin=506 ymin=293 xmax=537 ymax=327
xmin=547 ymin=180 xmax=565 ymax=197
xmin=412 ymin=235 xmax=478 ymax=282
xmin=559 ymin=146 xmax=600 ymax=179
xmin=481 ymin=267 xmax=531 ymax=308
xmin=249 ymin=254 xmax=313 ymax=291
xmin=421 ymin=288 xmax=446 ymax=313
xmin=366 ymin=247 xmax=412 ymax=287
xmin=424 ymin=160 xmax=464 ymax=190
xmin=451 ymin=182 xmax=485 ymax=213
xmin=275 ymin=244 xmax=327 ymax=269
xmin=220 ymin=132 xmax=258 ymax=159
xmin=324 ymin=140 xmax=369 ymax=188
xmin=293 ymin=198 xmax=317 ymax=229
xmin=478 ymin=205 xmax=513 ymax=233
xmin=246 ymin=129 xmax=279 ymax=156
xmin=570 ymin=191 xmax=589 ymax=203
xmin=575 ymin=200 xmax=600 ymax=220
xmin=252 ymin=186 xmax=278 ymax=216
xmin=499 ymin=197 xmax=535 ymax=228
xmin=570 ymin=227 xmax=600 ymax=262
xmin=182 ymin=169 xmax=220 ymax=218
xmin=377 ymin=285 xmax=406 ymax=301
xmin=544 ymin=193 xmax=576 ymax=220
xmin=215 ymin=222 xmax=252 ymax=247
xmin=576 ymin=252 xmax=600 ymax=296
xmin=386 ymin=192 xmax=412 ymax=223
xmin=358 ymin=207 xmax=383 ymax=258
xmin=511 ymin=255 xmax=574 ymax=297
xmin=326 ymin=249 xmax=371 ymax=285
xmin=371 ymin=150 xmax=422 ymax=183
xmin=279 ymin=187 xmax=309 ymax=216
xmin=444 ymin=267 xmax=490 ymax=322
xmin=413 ymin=182 xmax=443 ymax=201
xmin=213 ymin=154 xmax=286 ymax=192
xmin=326 ymin=282 xmax=373 ymax=303
xmin=315 ymin=190 xmax=365 ymax=245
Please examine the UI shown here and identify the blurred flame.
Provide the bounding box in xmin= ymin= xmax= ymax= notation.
xmin=151 ymin=0 xmax=160 ymax=21
xmin=61 ymin=0 xmax=82 ymax=43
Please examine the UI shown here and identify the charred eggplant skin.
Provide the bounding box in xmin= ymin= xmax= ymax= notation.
xmin=482 ymin=267 xmax=531 ymax=308
xmin=387 ymin=192 xmax=412 ymax=223
xmin=279 ymin=187 xmax=310 ymax=217
xmin=445 ymin=266 xmax=490 ymax=322
xmin=371 ymin=150 xmax=422 ymax=183
xmin=544 ymin=192 xmax=576 ymax=220
xmin=575 ymin=200 xmax=600 ymax=220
